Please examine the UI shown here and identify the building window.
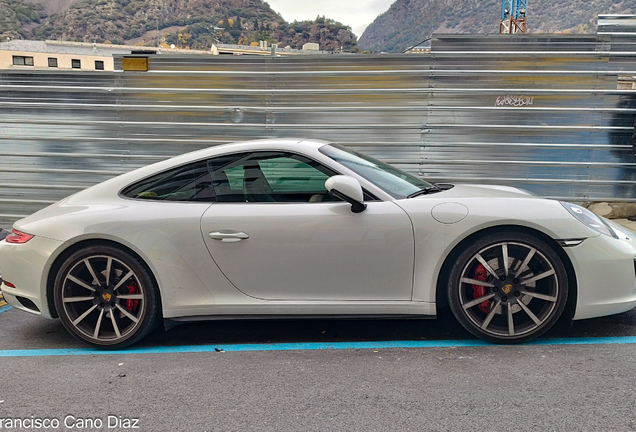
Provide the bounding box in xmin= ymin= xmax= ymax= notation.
xmin=95 ymin=60 xmax=104 ymax=70
xmin=48 ymin=58 xmax=58 ymax=68
xmin=12 ymin=56 xmax=34 ymax=66
xmin=71 ymin=59 xmax=81 ymax=69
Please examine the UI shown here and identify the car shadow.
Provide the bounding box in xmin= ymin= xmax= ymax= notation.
xmin=138 ymin=308 xmax=636 ymax=348
xmin=3 ymin=307 xmax=636 ymax=350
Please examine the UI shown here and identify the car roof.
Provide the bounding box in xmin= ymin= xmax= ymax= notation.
xmin=180 ymin=138 xmax=331 ymax=161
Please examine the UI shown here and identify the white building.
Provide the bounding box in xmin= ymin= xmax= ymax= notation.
xmin=1 ymin=39 xmax=330 ymax=71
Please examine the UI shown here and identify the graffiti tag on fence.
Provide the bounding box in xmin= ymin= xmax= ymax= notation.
xmin=495 ymin=95 xmax=534 ymax=107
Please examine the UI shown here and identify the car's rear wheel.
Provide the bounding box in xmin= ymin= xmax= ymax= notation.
xmin=448 ymin=231 xmax=568 ymax=344
xmin=54 ymin=245 xmax=160 ymax=349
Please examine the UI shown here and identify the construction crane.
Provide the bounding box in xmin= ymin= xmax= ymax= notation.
xmin=500 ymin=0 xmax=528 ymax=34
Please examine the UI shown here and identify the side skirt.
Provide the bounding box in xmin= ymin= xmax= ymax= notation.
xmin=164 ymin=314 xmax=435 ymax=331
xmin=163 ymin=301 xmax=436 ymax=329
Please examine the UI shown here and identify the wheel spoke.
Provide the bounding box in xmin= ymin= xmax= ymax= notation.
xmin=507 ymin=303 xmax=515 ymax=336
xmin=117 ymin=294 xmax=143 ymax=300
xmin=115 ymin=304 xmax=140 ymax=323
xmin=517 ymin=269 xmax=534 ymax=279
xmin=110 ymin=311 xmax=121 ymax=338
xmin=67 ymin=275 xmax=96 ymax=292
xmin=462 ymin=293 xmax=496 ymax=310
xmin=72 ymin=304 xmax=98 ymax=326
xmin=520 ymin=291 xmax=557 ymax=302
xmin=461 ymin=277 xmax=495 ymax=288
xmin=93 ymin=309 xmax=105 ymax=339
xmin=475 ymin=254 xmax=499 ymax=279
xmin=502 ymin=243 xmax=509 ymax=276
xmin=63 ymin=296 xmax=94 ymax=303
xmin=514 ymin=247 xmax=536 ymax=278
xmin=84 ymin=259 xmax=101 ymax=287
xmin=105 ymin=257 xmax=112 ymax=286
xmin=481 ymin=300 xmax=501 ymax=330
xmin=112 ymin=271 xmax=134 ymax=292
xmin=516 ymin=299 xmax=543 ymax=326
xmin=521 ymin=269 xmax=556 ymax=285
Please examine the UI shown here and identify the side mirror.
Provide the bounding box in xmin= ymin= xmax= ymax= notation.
xmin=325 ymin=175 xmax=367 ymax=213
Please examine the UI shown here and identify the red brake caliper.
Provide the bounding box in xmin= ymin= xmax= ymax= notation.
xmin=472 ymin=264 xmax=492 ymax=314
xmin=127 ymin=281 xmax=140 ymax=314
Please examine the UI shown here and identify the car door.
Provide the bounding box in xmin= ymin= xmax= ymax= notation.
xmin=200 ymin=151 xmax=415 ymax=301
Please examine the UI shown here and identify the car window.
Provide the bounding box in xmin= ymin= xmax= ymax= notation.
xmin=212 ymin=152 xmax=338 ymax=203
xmin=122 ymin=150 xmax=365 ymax=204
xmin=122 ymin=161 xmax=216 ymax=202
xmin=224 ymin=165 xmax=245 ymax=190
xmin=260 ymin=157 xmax=332 ymax=193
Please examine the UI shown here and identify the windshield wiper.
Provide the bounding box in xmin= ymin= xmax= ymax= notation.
xmin=407 ymin=184 xmax=442 ymax=198
xmin=407 ymin=183 xmax=454 ymax=198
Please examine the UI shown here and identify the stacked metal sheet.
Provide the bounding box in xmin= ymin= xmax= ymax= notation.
xmin=1 ymin=34 xmax=635 ymax=228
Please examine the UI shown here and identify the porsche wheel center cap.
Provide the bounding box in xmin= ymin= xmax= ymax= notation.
xmin=102 ymin=293 xmax=112 ymax=302
xmin=501 ymin=284 xmax=513 ymax=295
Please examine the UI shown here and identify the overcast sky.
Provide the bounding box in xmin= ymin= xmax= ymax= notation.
xmin=266 ymin=0 xmax=395 ymax=37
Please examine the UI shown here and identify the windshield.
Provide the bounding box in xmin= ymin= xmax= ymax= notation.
xmin=320 ymin=144 xmax=432 ymax=199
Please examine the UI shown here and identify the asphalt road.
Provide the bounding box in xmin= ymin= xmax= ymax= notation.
xmin=2 ymin=219 xmax=636 ymax=431
xmin=2 ymin=305 xmax=636 ymax=432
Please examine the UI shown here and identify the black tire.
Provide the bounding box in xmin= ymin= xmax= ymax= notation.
xmin=447 ymin=231 xmax=568 ymax=344
xmin=53 ymin=245 xmax=161 ymax=349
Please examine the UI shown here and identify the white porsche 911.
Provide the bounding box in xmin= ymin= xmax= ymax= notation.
xmin=1 ymin=139 xmax=635 ymax=348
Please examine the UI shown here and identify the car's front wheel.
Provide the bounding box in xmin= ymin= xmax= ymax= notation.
xmin=448 ymin=231 xmax=568 ymax=344
xmin=53 ymin=245 xmax=160 ymax=349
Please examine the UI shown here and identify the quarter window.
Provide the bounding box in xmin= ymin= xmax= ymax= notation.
xmin=122 ymin=161 xmax=218 ymax=202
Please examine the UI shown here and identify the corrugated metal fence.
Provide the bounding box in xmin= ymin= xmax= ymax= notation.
xmin=1 ymin=34 xmax=636 ymax=228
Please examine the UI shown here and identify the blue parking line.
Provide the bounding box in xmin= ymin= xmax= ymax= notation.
xmin=2 ymin=336 xmax=636 ymax=357
xmin=0 ymin=304 xmax=12 ymax=314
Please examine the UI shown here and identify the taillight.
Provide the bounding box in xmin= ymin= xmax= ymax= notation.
xmin=5 ymin=229 xmax=35 ymax=244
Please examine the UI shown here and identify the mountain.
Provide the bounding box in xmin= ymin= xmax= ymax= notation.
xmin=24 ymin=0 xmax=81 ymax=16
xmin=359 ymin=0 xmax=636 ymax=53
xmin=0 ymin=0 xmax=46 ymax=40
xmin=1 ymin=0 xmax=358 ymax=52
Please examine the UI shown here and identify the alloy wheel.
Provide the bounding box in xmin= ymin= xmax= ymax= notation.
xmin=449 ymin=233 xmax=568 ymax=343
xmin=54 ymin=247 xmax=158 ymax=348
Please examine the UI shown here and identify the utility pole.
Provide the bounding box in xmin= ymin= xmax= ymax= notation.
xmin=500 ymin=0 xmax=528 ymax=34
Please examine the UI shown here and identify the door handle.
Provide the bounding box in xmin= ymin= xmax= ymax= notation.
xmin=209 ymin=231 xmax=250 ymax=242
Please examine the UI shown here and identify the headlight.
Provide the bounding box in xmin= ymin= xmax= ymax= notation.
xmin=560 ymin=202 xmax=618 ymax=238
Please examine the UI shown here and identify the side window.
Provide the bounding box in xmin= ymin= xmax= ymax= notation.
xmin=260 ymin=157 xmax=331 ymax=194
xmin=210 ymin=152 xmax=338 ymax=203
xmin=122 ymin=161 xmax=216 ymax=202
xmin=122 ymin=151 xmax=345 ymax=204
xmin=223 ymin=165 xmax=245 ymax=190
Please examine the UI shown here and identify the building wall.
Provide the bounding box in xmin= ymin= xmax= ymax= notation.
xmin=0 ymin=50 xmax=114 ymax=71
